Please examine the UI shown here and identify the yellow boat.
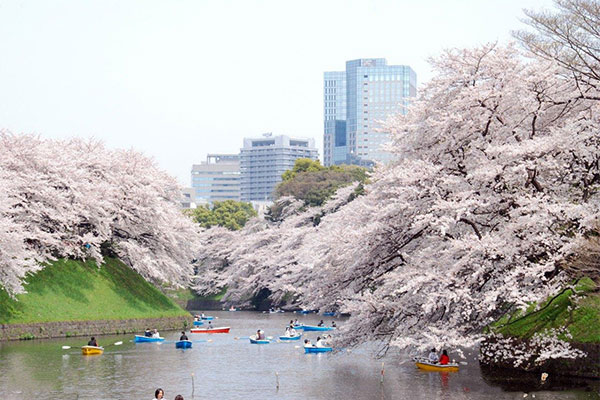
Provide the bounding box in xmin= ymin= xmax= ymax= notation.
xmin=81 ymin=345 xmax=104 ymax=355
xmin=414 ymin=357 xmax=459 ymax=372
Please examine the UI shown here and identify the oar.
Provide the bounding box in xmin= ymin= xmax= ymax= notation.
xmin=62 ymin=341 xmax=122 ymax=350
xmin=234 ymin=336 xmax=250 ymax=340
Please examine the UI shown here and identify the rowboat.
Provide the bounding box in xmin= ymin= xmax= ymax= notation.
xmin=279 ymin=334 xmax=302 ymax=341
xmin=249 ymin=336 xmax=270 ymax=344
xmin=134 ymin=335 xmax=165 ymax=343
xmin=296 ymin=309 xmax=318 ymax=314
xmin=193 ymin=320 xmax=204 ymax=326
xmin=190 ymin=326 xmax=230 ymax=334
xmin=304 ymin=346 xmax=332 ymax=353
xmin=81 ymin=345 xmax=104 ymax=355
xmin=201 ymin=316 xmax=214 ymax=320
xmin=414 ymin=358 xmax=459 ymax=372
xmin=175 ymin=340 xmax=192 ymax=349
xmin=302 ymin=325 xmax=334 ymax=332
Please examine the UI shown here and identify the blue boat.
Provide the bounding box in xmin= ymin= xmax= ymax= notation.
xmin=279 ymin=334 xmax=302 ymax=341
xmin=304 ymin=346 xmax=333 ymax=353
xmin=302 ymin=325 xmax=334 ymax=332
xmin=134 ymin=335 xmax=165 ymax=343
xmin=175 ymin=340 xmax=192 ymax=349
xmin=322 ymin=312 xmax=336 ymax=317
xmin=193 ymin=320 xmax=204 ymax=326
xmin=201 ymin=316 xmax=214 ymax=320
xmin=249 ymin=337 xmax=270 ymax=344
xmin=296 ymin=309 xmax=318 ymax=314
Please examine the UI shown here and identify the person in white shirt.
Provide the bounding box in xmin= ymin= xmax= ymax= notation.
xmin=315 ymin=336 xmax=324 ymax=347
xmin=303 ymin=339 xmax=312 ymax=348
xmin=152 ymin=329 xmax=160 ymax=338
xmin=428 ymin=348 xmax=438 ymax=363
xmin=289 ymin=327 xmax=297 ymax=337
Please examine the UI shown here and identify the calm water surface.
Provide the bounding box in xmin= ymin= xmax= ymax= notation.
xmin=0 ymin=312 xmax=597 ymax=399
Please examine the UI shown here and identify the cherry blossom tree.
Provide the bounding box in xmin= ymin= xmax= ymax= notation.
xmin=0 ymin=132 xmax=200 ymax=294
xmin=195 ymin=43 xmax=599 ymax=357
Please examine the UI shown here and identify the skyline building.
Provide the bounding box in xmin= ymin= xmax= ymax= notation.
xmin=323 ymin=58 xmax=417 ymax=167
xmin=240 ymin=134 xmax=318 ymax=202
xmin=191 ymin=154 xmax=241 ymax=204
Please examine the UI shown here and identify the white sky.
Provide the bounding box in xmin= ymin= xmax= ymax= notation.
xmin=0 ymin=0 xmax=555 ymax=186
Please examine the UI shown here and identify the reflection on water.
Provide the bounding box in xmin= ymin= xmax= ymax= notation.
xmin=0 ymin=311 xmax=597 ymax=399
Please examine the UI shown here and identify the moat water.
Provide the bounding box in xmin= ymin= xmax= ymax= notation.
xmin=0 ymin=312 xmax=597 ymax=399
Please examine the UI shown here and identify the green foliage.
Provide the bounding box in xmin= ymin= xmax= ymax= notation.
xmin=281 ymin=158 xmax=325 ymax=181
xmin=489 ymin=277 xmax=599 ymax=343
xmin=276 ymin=160 xmax=369 ymax=206
xmin=0 ymin=258 xmax=188 ymax=325
xmin=188 ymin=200 xmax=257 ymax=230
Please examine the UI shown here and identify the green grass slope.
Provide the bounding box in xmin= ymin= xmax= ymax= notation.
xmin=489 ymin=277 xmax=600 ymax=343
xmin=0 ymin=258 xmax=189 ymax=324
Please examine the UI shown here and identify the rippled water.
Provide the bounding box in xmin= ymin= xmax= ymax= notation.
xmin=0 ymin=312 xmax=597 ymax=399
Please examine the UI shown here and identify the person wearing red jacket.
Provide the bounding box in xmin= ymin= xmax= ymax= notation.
xmin=439 ymin=349 xmax=450 ymax=365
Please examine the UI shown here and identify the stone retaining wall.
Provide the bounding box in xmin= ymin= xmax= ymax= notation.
xmin=0 ymin=315 xmax=193 ymax=341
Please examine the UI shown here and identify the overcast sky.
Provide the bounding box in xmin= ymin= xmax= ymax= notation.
xmin=0 ymin=0 xmax=555 ymax=186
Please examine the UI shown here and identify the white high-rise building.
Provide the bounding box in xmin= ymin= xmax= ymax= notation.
xmin=240 ymin=134 xmax=318 ymax=202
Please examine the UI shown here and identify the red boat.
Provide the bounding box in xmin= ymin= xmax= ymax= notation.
xmin=190 ymin=326 xmax=230 ymax=334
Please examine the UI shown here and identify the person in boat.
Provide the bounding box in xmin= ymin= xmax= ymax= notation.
xmin=284 ymin=326 xmax=291 ymax=337
xmin=331 ymin=321 xmax=337 ymax=328
xmin=289 ymin=326 xmax=297 ymax=337
xmin=153 ymin=388 xmax=164 ymax=399
xmin=317 ymin=320 xmax=324 ymax=327
xmin=87 ymin=337 xmax=98 ymax=347
xmin=144 ymin=328 xmax=152 ymax=337
xmin=439 ymin=349 xmax=450 ymax=365
xmin=303 ymin=339 xmax=312 ymax=348
xmin=180 ymin=331 xmax=188 ymax=341
xmin=207 ymin=321 xmax=212 ymax=329
xmin=315 ymin=336 xmax=325 ymax=347
xmin=294 ymin=318 xmax=299 ymax=326
xmin=428 ymin=348 xmax=438 ymax=363
xmin=201 ymin=313 xmax=206 ymax=318
xmin=152 ymin=329 xmax=160 ymax=338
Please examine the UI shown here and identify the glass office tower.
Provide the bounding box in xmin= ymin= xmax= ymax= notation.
xmin=323 ymin=71 xmax=346 ymax=167
xmin=323 ymin=59 xmax=416 ymax=166
xmin=240 ymin=134 xmax=318 ymax=201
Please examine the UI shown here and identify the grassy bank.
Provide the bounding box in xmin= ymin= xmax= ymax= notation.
xmin=0 ymin=258 xmax=189 ymax=324
xmin=489 ymin=277 xmax=600 ymax=343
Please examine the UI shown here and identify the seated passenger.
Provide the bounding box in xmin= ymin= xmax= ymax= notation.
xmin=439 ymin=350 xmax=450 ymax=365
xmin=315 ymin=336 xmax=324 ymax=347
xmin=152 ymin=329 xmax=160 ymax=338
xmin=180 ymin=331 xmax=188 ymax=341
xmin=303 ymin=339 xmax=312 ymax=348
xmin=144 ymin=328 xmax=152 ymax=337
xmin=428 ymin=348 xmax=438 ymax=363
xmin=331 ymin=321 xmax=337 ymax=328
xmin=317 ymin=320 xmax=324 ymax=327
xmin=289 ymin=327 xmax=297 ymax=336
xmin=87 ymin=337 xmax=98 ymax=347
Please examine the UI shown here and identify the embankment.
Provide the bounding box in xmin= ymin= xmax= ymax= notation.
xmin=0 ymin=258 xmax=191 ymax=341
xmin=480 ymin=277 xmax=600 ymax=378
